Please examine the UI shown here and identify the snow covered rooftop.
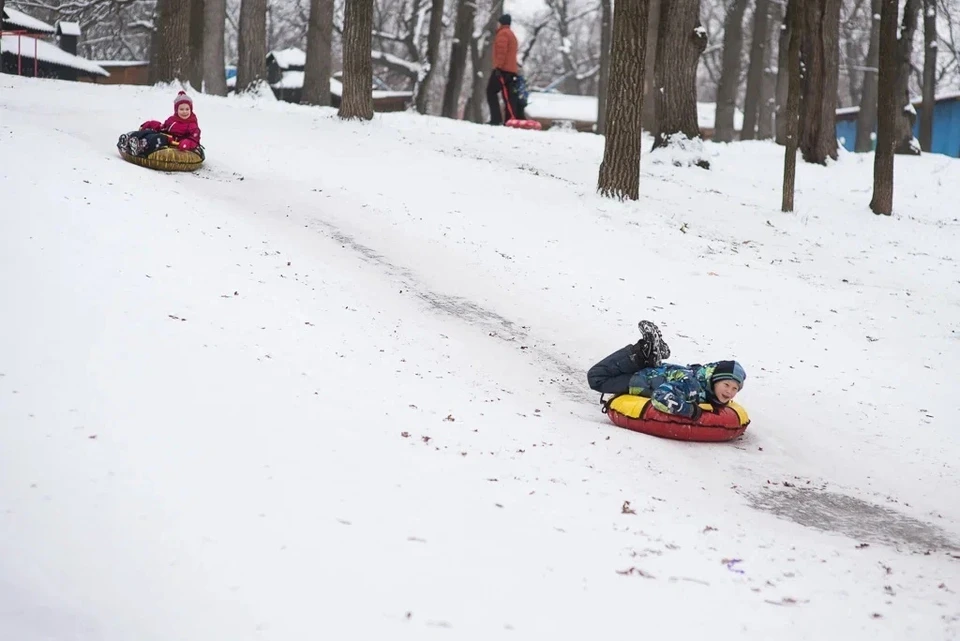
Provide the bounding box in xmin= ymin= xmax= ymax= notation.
xmin=1 ymin=6 xmax=55 ymax=33
xmin=55 ymin=21 xmax=81 ymax=37
xmin=0 ymin=35 xmax=108 ymax=76
xmin=91 ymin=60 xmax=149 ymax=67
xmin=268 ymin=47 xmax=305 ymax=70
xmin=328 ymin=76 xmax=412 ymax=99
xmin=273 ymin=70 xmax=304 ymax=90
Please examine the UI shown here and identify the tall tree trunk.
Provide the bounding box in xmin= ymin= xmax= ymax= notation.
xmin=642 ymin=0 xmax=661 ymax=131
xmin=855 ymin=0 xmax=881 ymax=152
xmin=652 ymin=0 xmax=707 ymax=163
xmin=202 ymin=0 xmax=227 ymax=95
xmin=742 ymin=0 xmax=771 ymax=140
xmin=774 ymin=0 xmax=792 ymax=144
xmin=467 ymin=4 xmax=501 ymax=123
xmin=150 ymin=0 xmax=192 ymax=84
xmin=302 ymin=0 xmax=335 ymax=106
xmin=893 ymin=0 xmax=921 ymax=154
xmin=597 ymin=0 xmax=649 ymax=200
xmin=414 ymin=0 xmax=445 ymax=113
xmin=871 ymin=0 xmax=898 ymax=215
xmin=597 ymin=0 xmax=613 ymax=134
xmin=757 ymin=0 xmax=781 ymax=140
xmin=798 ymin=0 xmax=841 ymax=165
xmin=187 ymin=0 xmax=204 ymax=89
xmin=919 ymin=0 xmax=937 ymax=151
xmin=782 ymin=0 xmax=802 ymax=212
xmin=441 ymin=0 xmax=475 ymax=118
xmin=715 ymin=0 xmax=749 ymax=143
xmin=236 ymin=0 xmax=267 ymax=92
xmin=339 ymin=0 xmax=374 ymax=119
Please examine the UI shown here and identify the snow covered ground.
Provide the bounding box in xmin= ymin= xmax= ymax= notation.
xmin=1 ymin=75 xmax=958 ymax=641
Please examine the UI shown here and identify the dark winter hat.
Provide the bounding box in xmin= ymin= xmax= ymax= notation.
xmin=174 ymin=90 xmax=193 ymax=109
xmin=499 ymin=13 xmax=512 ymax=26
xmin=711 ymin=361 xmax=746 ymax=389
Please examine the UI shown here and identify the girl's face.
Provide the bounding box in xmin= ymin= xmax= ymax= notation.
xmin=713 ymin=379 xmax=740 ymax=404
xmin=177 ymin=103 xmax=192 ymax=119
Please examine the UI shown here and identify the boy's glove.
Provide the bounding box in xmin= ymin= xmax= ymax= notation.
xmin=140 ymin=120 xmax=161 ymax=130
xmin=688 ymin=405 xmax=703 ymax=421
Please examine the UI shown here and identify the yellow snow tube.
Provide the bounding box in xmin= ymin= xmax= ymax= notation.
xmin=119 ymin=147 xmax=204 ymax=172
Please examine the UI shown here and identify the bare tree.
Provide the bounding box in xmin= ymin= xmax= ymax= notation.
xmin=642 ymin=0 xmax=660 ymax=130
xmin=150 ymin=0 xmax=192 ymax=83
xmin=742 ymin=0 xmax=771 ymax=140
xmin=339 ymin=0 xmax=374 ymax=119
xmin=188 ymin=0 xmax=204 ymax=89
xmin=893 ymin=0 xmax=921 ymax=154
xmin=871 ymin=0 xmax=898 ymax=215
xmin=441 ymin=0 xmax=475 ymax=118
xmin=467 ymin=3 xmax=502 ymax=123
xmin=757 ymin=0 xmax=781 ymax=140
xmin=855 ymin=0 xmax=881 ymax=152
xmin=652 ymin=0 xmax=707 ymax=162
xmin=782 ymin=0 xmax=802 ymax=212
xmin=597 ymin=0 xmax=612 ymax=133
xmin=203 ymin=0 xmax=228 ymax=95
xmin=302 ymin=0 xmax=335 ymax=106
xmin=414 ymin=0 xmax=445 ymax=113
xmin=775 ymin=0 xmax=792 ymax=144
xmin=920 ymin=0 xmax=937 ymax=150
xmin=715 ymin=0 xmax=749 ymax=142
xmin=798 ymin=0 xmax=842 ymax=164
xmin=236 ymin=0 xmax=267 ymax=92
xmin=597 ymin=0 xmax=649 ymax=200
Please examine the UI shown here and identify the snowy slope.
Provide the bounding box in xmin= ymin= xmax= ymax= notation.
xmin=1 ymin=76 xmax=959 ymax=641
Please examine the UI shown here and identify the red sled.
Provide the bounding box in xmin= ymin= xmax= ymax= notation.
xmin=505 ymin=119 xmax=543 ymax=131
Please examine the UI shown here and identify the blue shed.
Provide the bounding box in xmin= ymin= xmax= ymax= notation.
xmin=835 ymin=91 xmax=960 ymax=158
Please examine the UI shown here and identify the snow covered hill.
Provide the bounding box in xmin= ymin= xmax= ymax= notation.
xmin=1 ymin=75 xmax=958 ymax=641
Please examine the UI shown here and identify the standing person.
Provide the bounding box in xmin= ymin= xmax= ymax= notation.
xmin=485 ymin=14 xmax=525 ymax=125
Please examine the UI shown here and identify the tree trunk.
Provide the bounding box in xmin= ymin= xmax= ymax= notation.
xmin=919 ymin=0 xmax=936 ymax=151
xmin=202 ymin=0 xmax=227 ymax=95
xmin=150 ymin=0 xmax=192 ymax=84
xmin=441 ymin=0 xmax=475 ymax=118
xmin=302 ymin=0 xmax=335 ymax=106
xmin=597 ymin=0 xmax=649 ymax=200
xmin=236 ymin=0 xmax=267 ymax=92
xmin=774 ymin=0 xmax=791 ymax=144
xmin=757 ymin=1 xmax=781 ymax=140
xmin=597 ymin=0 xmax=613 ymax=134
xmin=339 ymin=0 xmax=374 ymax=119
xmin=715 ymin=0 xmax=748 ymax=143
xmin=855 ymin=0 xmax=881 ymax=152
xmin=798 ymin=0 xmax=841 ymax=165
xmin=782 ymin=0 xmax=802 ymax=212
xmin=742 ymin=0 xmax=771 ymax=140
xmin=652 ymin=0 xmax=707 ymax=163
xmin=642 ymin=0 xmax=661 ymax=131
xmin=187 ymin=0 xmax=204 ymax=90
xmin=414 ymin=0 xmax=445 ymax=113
xmin=871 ymin=0 xmax=898 ymax=215
xmin=893 ymin=0 xmax=921 ymax=154
xmin=467 ymin=4 xmax=501 ymax=123
xmin=894 ymin=0 xmax=921 ymax=152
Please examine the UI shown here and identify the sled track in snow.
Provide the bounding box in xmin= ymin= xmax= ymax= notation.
xmin=308 ymin=219 xmax=592 ymax=406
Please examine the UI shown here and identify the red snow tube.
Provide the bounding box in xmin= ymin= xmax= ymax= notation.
xmin=505 ymin=118 xmax=543 ymax=130
xmin=605 ymin=395 xmax=749 ymax=442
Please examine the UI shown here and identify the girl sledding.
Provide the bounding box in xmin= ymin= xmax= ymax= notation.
xmin=587 ymin=321 xmax=751 ymax=442
xmin=117 ymin=91 xmax=205 ymax=172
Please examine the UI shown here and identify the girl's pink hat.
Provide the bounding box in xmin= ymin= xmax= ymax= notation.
xmin=174 ymin=91 xmax=193 ymax=108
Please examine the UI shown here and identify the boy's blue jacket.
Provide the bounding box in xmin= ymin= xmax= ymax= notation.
xmin=629 ymin=362 xmax=729 ymax=418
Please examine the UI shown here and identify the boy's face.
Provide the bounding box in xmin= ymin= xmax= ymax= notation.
xmin=713 ymin=379 xmax=740 ymax=404
xmin=177 ymin=103 xmax=192 ymax=119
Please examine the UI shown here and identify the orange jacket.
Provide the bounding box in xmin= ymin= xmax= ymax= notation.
xmin=492 ymin=25 xmax=518 ymax=74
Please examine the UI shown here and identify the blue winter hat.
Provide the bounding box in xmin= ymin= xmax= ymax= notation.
xmin=499 ymin=13 xmax=512 ymax=25
xmin=711 ymin=361 xmax=746 ymax=388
